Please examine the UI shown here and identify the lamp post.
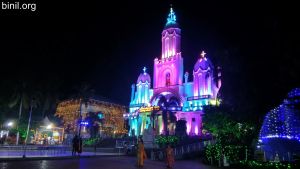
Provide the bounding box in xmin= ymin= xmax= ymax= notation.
xmin=7 ymin=121 xmax=13 ymax=135
xmin=16 ymin=97 xmax=23 ymax=145
xmin=5 ymin=121 xmax=14 ymax=144
xmin=78 ymin=98 xmax=82 ymax=137
xmin=23 ymin=98 xmax=34 ymax=158
xmin=78 ymin=99 xmax=88 ymax=138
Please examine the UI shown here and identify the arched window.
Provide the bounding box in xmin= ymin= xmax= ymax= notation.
xmin=166 ymin=73 xmax=171 ymax=86
xmin=205 ymin=73 xmax=209 ymax=80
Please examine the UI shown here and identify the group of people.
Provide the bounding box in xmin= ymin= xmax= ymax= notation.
xmin=72 ymin=134 xmax=83 ymax=156
xmin=136 ymin=137 xmax=175 ymax=169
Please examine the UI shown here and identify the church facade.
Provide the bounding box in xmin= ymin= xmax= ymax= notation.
xmin=124 ymin=7 xmax=221 ymax=137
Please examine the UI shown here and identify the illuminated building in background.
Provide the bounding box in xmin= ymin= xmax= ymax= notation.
xmin=33 ymin=116 xmax=64 ymax=145
xmin=55 ymin=98 xmax=127 ymax=138
xmin=125 ymin=7 xmax=222 ymax=137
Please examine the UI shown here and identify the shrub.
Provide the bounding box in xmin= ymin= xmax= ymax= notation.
xmin=155 ymin=135 xmax=179 ymax=148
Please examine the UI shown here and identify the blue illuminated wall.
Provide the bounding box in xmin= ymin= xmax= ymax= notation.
xmin=128 ymin=67 xmax=153 ymax=136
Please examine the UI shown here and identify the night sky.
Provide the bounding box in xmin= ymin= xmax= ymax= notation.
xmin=0 ymin=1 xmax=299 ymax=120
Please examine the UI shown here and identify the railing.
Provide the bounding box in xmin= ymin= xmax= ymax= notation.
xmin=174 ymin=142 xmax=203 ymax=156
xmin=0 ymin=145 xmax=69 ymax=157
xmin=160 ymin=106 xmax=182 ymax=111
xmin=115 ymin=139 xmax=136 ymax=155
xmin=187 ymin=95 xmax=211 ymax=101
xmin=151 ymin=142 xmax=204 ymax=160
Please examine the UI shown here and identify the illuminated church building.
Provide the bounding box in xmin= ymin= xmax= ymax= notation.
xmin=126 ymin=7 xmax=222 ymax=137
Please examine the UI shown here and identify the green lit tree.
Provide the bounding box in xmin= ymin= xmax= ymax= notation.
xmin=202 ymin=105 xmax=256 ymax=166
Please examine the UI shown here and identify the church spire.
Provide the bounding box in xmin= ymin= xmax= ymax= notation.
xmin=161 ymin=4 xmax=181 ymax=59
xmin=166 ymin=4 xmax=177 ymax=26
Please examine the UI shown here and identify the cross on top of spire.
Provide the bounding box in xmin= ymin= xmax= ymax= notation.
xmin=201 ymin=51 xmax=207 ymax=58
xmin=166 ymin=4 xmax=177 ymax=26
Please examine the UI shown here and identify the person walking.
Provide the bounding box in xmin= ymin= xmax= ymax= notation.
xmin=166 ymin=144 xmax=175 ymax=169
xmin=137 ymin=137 xmax=147 ymax=168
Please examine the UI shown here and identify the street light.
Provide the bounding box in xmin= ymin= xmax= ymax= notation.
xmin=46 ymin=124 xmax=53 ymax=129
xmin=4 ymin=121 xmax=14 ymax=144
xmin=7 ymin=121 xmax=14 ymax=127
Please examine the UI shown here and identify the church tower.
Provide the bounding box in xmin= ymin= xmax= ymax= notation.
xmin=153 ymin=7 xmax=184 ymax=88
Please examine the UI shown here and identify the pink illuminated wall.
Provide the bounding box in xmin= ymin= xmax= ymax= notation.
xmin=153 ymin=24 xmax=183 ymax=89
xmin=153 ymin=54 xmax=183 ymax=88
xmin=193 ymin=53 xmax=217 ymax=98
xmin=162 ymin=28 xmax=181 ymax=59
xmin=176 ymin=111 xmax=202 ymax=136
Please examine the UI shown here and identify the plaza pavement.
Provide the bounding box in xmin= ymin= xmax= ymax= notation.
xmin=0 ymin=150 xmax=124 ymax=160
xmin=0 ymin=156 xmax=217 ymax=169
xmin=0 ymin=146 xmax=125 ymax=160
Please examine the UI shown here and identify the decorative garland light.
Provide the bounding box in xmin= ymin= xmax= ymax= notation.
xmin=259 ymin=104 xmax=300 ymax=142
xmin=55 ymin=98 xmax=127 ymax=135
xmin=259 ymin=88 xmax=300 ymax=143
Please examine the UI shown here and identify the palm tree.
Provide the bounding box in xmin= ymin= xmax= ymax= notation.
xmin=8 ymin=81 xmax=42 ymax=144
xmin=156 ymin=96 xmax=178 ymax=136
xmin=72 ymin=82 xmax=96 ymax=100
xmin=156 ymin=96 xmax=169 ymax=135
xmin=23 ymin=98 xmax=38 ymax=157
xmin=8 ymin=82 xmax=31 ymax=119
xmin=0 ymin=82 xmax=9 ymax=124
xmin=39 ymin=81 xmax=62 ymax=118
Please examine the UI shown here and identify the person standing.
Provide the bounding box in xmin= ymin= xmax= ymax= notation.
xmin=78 ymin=136 xmax=83 ymax=156
xmin=72 ymin=134 xmax=79 ymax=156
xmin=124 ymin=141 xmax=130 ymax=155
xmin=166 ymin=144 xmax=175 ymax=169
xmin=137 ymin=137 xmax=147 ymax=168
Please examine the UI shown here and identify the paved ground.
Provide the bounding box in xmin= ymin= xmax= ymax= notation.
xmin=0 ymin=156 xmax=217 ymax=169
xmin=0 ymin=150 xmax=123 ymax=158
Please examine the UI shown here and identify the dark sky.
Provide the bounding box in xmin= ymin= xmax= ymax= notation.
xmin=1 ymin=1 xmax=299 ymax=120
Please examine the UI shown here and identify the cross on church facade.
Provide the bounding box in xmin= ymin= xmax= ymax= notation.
xmin=201 ymin=51 xmax=206 ymax=58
